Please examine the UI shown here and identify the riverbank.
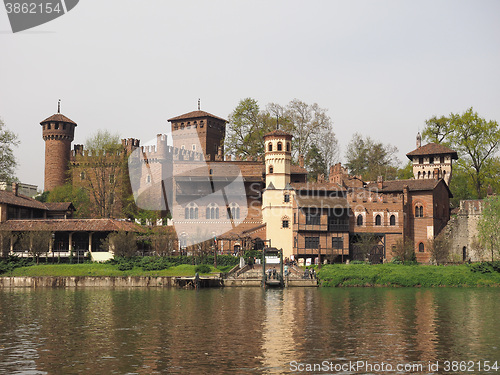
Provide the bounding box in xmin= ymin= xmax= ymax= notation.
xmin=316 ymin=263 xmax=500 ymax=287
xmin=1 ymin=263 xmax=219 ymax=277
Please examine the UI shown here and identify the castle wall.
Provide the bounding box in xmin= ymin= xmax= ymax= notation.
xmin=44 ymin=138 xmax=72 ymax=191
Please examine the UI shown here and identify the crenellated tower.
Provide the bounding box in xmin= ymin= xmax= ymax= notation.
xmin=40 ymin=103 xmax=77 ymax=191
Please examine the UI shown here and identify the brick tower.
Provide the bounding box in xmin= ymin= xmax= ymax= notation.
xmin=167 ymin=109 xmax=226 ymax=160
xmin=40 ymin=102 xmax=77 ymax=191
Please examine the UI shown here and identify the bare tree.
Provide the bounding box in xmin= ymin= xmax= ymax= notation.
xmin=391 ymin=237 xmax=416 ymax=263
xmin=0 ymin=231 xmax=15 ymax=258
xmin=19 ymin=229 xmax=53 ymax=264
xmin=103 ymin=231 xmax=138 ymax=258
xmin=151 ymin=229 xmax=177 ymax=256
xmin=74 ymin=130 xmax=125 ymax=218
xmin=428 ymin=235 xmax=450 ymax=265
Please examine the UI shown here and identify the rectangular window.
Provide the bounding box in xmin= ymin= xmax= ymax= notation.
xmin=282 ymin=220 xmax=289 ymax=228
xmin=284 ymin=194 xmax=290 ymax=203
xmin=305 ymin=211 xmax=321 ymax=226
xmin=305 ymin=237 xmax=319 ymax=249
xmin=332 ymin=237 xmax=343 ymax=249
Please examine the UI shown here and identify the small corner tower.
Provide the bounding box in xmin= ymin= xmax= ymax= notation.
xmin=40 ymin=101 xmax=77 ymax=191
xmin=406 ymin=136 xmax=458 ymax=185
xmin=263 ymin=129 xmax=292 ymax=189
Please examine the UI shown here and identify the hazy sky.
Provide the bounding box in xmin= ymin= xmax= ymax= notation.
xmin=1 ymin=0 xmax=500 ymax=190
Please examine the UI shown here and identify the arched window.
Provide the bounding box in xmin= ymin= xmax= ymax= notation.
xmin=375 ymin=215 xmax=381 ymax=226
xmin=206 ymin=203 xmax=219 ymax=220
xmin=357 ymin=215 xmax=363 ymax=226
xmin=418 ymin=242 xmax=424 ymax=252
xmin=286 ymin=142 xmax=290 ymax=152
xmin=427 ymin=171 xmax=431 ymax=179
xmin=415 ymin=205 xmax=423 ymax=218
xmin=390 ymin=215 xmax=396 ymax=226
xmin=417 ymin=171 xmax=421 ymax=179
xmin=268 ymin=143 xmax=273 ymax=152
xmin=277 ymin=142 xmax=282 ymax=151
xmin=269 ymin=166 xmax=274 ymax=174
xmin=185 ymin=203 xmax=198 ymax=220
xmin=227 ymin=203 xmax=240 ymax=220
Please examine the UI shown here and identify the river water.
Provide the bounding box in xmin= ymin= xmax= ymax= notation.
xmin=0 ymin=287 xmax=499 ymax=374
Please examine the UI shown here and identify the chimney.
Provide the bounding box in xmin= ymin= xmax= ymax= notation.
xmin=377 ymin=176 xmax=383 ymax=189
xmin=317 ymin=173 xmax=325 ymax=183
xmin=298 ymin=154 xmax=304 ymax=168
xmin=12 ymin=182 xmax=19 ymax=196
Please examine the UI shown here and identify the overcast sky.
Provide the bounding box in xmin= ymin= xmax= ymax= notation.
xmin=1 ymin=0 xmax=500 ymax=190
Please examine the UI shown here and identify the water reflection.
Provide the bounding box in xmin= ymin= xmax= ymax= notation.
xmin=0 ymin=287 xmax=499 ymax=374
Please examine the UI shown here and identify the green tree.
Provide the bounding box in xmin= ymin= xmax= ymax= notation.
xmin=396 ymin=160 xmax=414 ymax=180
xmin=47 ymin=183 xmax=92 ymax=218
xmin=305 ymin=144 xmax=327 ymax=181
xmin=0 ymin=118 xmax=19 ymax=183
xmin=423 ymin=108 xmax=500 ymax=198
xmin=477 ymin=196 xmax=500 ymax=261
xmin=225 ymin=98 xmax=274 ymax=158
xmin=428 ymin=234 xmax=450 ymax=265
xmin=345 ymin=133 xmax=399 ymax=181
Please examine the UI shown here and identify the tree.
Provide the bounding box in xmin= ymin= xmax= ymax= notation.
xmin=0 ymin=117 xmax=19 ymax=183
xmin=0 ymin=231 xmax=16 ymax=258
xmin=103 ymin=231 xmax=138 ymax=257
xmin=317 ymin=128 xmax=340 ymax=174
xmin=396 ymin=160 xmax=414 ymax=180
xmin=345 ymin=133 xmax=399 ymax=181
xmin=47 ymin=183 xmax=92 ymax=218
xmin=225 ymin=98 xmax=274 ymax=158
xmin=18 ymin=229 xmax=53 ymax=264
xmin=305 ymin=144 xmax=327 ymax=181
xmin=284 ymin=99 xmax=331 ymax=160
xmin=391 ymin=237 xmax=416 ymax=263
xmin=423 ymin=108 xmax=500 ymax=198
xmin=428 ymin=234 xmax=450 ymax=265
xmin=150 ymin=228 xmax=177 ymax=256
xmin=477 ymin=196 xmax=500 ymax=261
xmin=74 ymin=130 xmax=124 ymax=218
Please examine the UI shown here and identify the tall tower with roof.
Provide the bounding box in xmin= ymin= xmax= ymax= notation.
xmin=40 ymin=102 xmax=77 ymax=191
xmin=262 ymin=129 xmax=294 ymax=257
xmin=167 ymin=110 xmax=226 ymax=160
xmin=406 ymin=136 xmax=458 ymax=185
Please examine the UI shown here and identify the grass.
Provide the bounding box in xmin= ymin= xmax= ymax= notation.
xmin=3 ymin=263 xmax=219 ymax=277
xmin=316 ymin=263 xmax=500 ymax=287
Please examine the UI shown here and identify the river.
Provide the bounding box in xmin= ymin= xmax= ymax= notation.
xmin=0 ymin=287 xmax=499 ymax=374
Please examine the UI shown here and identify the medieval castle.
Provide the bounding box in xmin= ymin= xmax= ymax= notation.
xmin=25 ymin=103 xmax=464 ymax=264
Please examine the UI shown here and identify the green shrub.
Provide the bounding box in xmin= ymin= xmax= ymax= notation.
xmin=195 ymin=264 xmax=211 ymax=274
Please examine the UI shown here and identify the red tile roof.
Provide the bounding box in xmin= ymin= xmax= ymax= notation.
xmin=167 ymin=111 xmax=227 ymax=122
xmin=0 ymin=219 xmax=145 ymax=232
xmin=40 ymin=113 xmax=77 ymax=125
xmin=291 ymin=182 xmax=346 ymax=191
xmin=365 ymin=178 xmax=452 ymax=196
xmin=406 ymin=143 xmax=458 ymax=159
xmin=291 ymin=165 xmax=308 ymax=174
xmin=0 ymin=190 xmax=48 ymax=210
xmin=44 ymin=202 xmax=76 ymax=211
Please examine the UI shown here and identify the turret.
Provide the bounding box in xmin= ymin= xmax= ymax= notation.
xmin=40 ymin=101 xmax=77 ymax=191
xmin=263 ymin=129 xmax=292 ymax=189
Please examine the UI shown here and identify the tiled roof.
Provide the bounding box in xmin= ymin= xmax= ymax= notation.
xmin=290 ymin=165 xmax=308 ymax=174
xmin=291 ymin=182 xmax=346 ymax=192
xmin=365 ymin=179 xmax=452 ymax=195
xmin=0 ymin=190 xmax=48 ymax=210
xmin=406 ymin=143 xmax=458 ymax=159
xmin=40 ymin=113 xmax=77 ymax=125
xmin=0 ymin=219 xmax=145 ymax=232
xmin=264 ymin=129 xmax=292 ymax=138
xmin=44 ymin=202 xmax=76 ymax=211
xmin=167 ymin=111 xmax=227 ymax=122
